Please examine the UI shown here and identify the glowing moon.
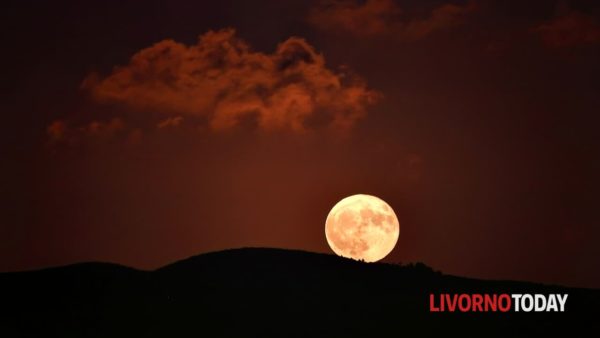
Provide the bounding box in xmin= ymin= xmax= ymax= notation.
xmin=325 ymin=194 xmax=399 ymax=262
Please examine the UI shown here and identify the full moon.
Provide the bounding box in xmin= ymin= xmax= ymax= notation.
xmin=325 ymin=194 xmax=400 ymax=262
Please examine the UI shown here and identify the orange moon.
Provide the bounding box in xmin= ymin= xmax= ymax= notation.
xmin=325 ymin=194 xmax=400 ymax=262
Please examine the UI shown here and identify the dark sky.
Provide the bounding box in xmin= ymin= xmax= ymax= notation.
xmin=2 ymin=0 xmax=600 ymax=288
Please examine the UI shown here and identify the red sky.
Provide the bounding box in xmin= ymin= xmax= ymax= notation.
xmin=2 ymin=0 xmax=600 ymax=288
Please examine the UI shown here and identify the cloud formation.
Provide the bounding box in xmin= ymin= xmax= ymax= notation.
xmin=533 ymin=11 xmax=600 ymax=48
xmin=83 ymin=29 xmax=380 ymax=133
xmin=46 ymin=117 xmax=137 ymax=146
xmin=157 ymin=116 xmax=184 ymax=129
xmin=308 ymin=0 xmax=476 ymax=41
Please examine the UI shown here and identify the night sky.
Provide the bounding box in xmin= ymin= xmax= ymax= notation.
xmin=2 ymin=0 xmax=600 ymax=288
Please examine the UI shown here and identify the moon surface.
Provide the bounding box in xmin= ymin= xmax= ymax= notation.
xmin=325 ymin=194 xmax=400 ymax=262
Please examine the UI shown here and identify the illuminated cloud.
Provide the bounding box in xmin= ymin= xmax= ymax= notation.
xmin=157 ymin=116 xmax=184 ymax=129
xmin=533 ymin=11 xmax=600 ymax=48
xmin=85 ymin=117 xmax=125 ymax=136
xmin=309 ymin=0 xmax=400 ymax=37
xmin=308 ymin=0 xmax=476 ymax=41
xmin=83 ymin=29 xmax=380 ymax=133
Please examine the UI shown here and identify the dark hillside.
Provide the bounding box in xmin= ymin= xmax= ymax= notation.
xmin=1 ymin=248 xmax=597 ymax=337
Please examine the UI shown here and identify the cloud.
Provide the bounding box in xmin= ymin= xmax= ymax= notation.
xmin=308 ymin=0 xmax=476 ymax=41
xmin=533 ymin=11 xmax=600 ymax=48
xmin=45 ymin=118 xmax=138 ymax=146
xmin=157 ymin=116 xmax=184 ymax=129
xmin=83 ymin=28 xmax=380 ymax=133
xmin=309 ymin=0 xmax=400 ymax=37
xmin=85 ymin=117 xmax=125 ymax=136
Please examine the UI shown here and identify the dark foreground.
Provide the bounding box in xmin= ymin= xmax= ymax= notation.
xmin=1 ymin=248 xmax=598 ymax=337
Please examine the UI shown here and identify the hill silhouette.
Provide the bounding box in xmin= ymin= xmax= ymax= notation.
xmin=1 ymin=248 xmax=598 ymax=337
